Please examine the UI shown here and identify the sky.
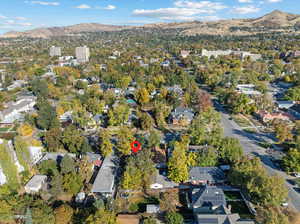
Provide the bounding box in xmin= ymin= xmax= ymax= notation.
xmin=0 ymin=0 xmax=298 ymax=33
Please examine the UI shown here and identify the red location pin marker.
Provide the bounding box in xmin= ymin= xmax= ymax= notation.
xmin=131 ymin=140 xmax=141 ymax=153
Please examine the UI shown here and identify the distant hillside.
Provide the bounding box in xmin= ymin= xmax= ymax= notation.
xmin=2 ymin=23 xmax=127 ymax=38
xmin=2 ymin=10 xmax=300 ymax=38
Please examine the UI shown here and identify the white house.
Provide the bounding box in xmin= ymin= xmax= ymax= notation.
xmin=0 ymin=95 xmax=36 ymax=124
xmin=24 ymin=175 xmax=47 ymax=194
xmin=7 ymin=80 xmax=26 ymax=91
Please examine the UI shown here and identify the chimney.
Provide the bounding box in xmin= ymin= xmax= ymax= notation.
xmin=228 ymin=204 xmax=232 ymax=212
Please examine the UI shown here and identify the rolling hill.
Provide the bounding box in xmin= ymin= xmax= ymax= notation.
xmin=2 ymin=10 xmax=300 ymax=38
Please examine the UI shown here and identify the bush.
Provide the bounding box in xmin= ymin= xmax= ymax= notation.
xmin=165 ymin=212 xmax=183 ymax=224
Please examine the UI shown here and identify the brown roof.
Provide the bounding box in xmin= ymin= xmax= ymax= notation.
xmin=117 ymin=215 xmax=140 ymax=224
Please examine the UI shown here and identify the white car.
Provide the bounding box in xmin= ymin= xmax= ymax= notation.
xmin=281 ymin=202 xmax=289 ymax=207
xmin=294 ymin=173 xmax=300 ymax=178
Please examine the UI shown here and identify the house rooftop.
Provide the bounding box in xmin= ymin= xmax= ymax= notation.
xmin=25 ymin=175 xmax=47 ymax=189
xmin=91 ymin=154 xmax=117 ymax=193
xmin=189 ymin=167 xmax=226 ymax=183
xmin=192 ymin=186 xmax=226 ymax=209
xmin=196 ymin=213 xmax=254 ymax=224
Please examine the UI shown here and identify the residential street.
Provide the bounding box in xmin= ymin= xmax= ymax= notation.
xmin=214 ymin=101 xmax=300 ymax=212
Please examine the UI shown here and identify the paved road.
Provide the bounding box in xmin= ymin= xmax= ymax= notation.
xmin=214 ymin=102 xmax=300 ymax=212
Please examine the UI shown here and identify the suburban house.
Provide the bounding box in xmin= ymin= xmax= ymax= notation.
xmin=191 ymin=186 xmax=254 ymax=224
xmin=289 ymin=104 xmax=300 ymax=120
xmin=150 ymin=172 xmax=178 ymax=190
xmin=0 ymin=95 xmax=36 ymax=124
xmin=59 ymin=111 xmax=73 ymax=122
xmin=86 ymin=152 xmax=102 ymax=170
xmin=236 ymin=84 xmax=261 ymax=96
xmin=201 ymin=49 xmax=261 ymax=61
xmin=181 ymin=50 xmax=190 ymax=58
xmin=189 ymin=167 xmax=226 ymax=185
xmin=39 ymin=152 xmax=76 ymax=165
xmin=191 ymin=186 xmax=227 ymax=214
xmin=24 ymin=175 xmax=47 ymax=194
xmin=276 ymin=101 xmax=295 ymax=109
xmin=167 ymin=85 xmax=184 ymax=97
xmin=170 ymin=107 xmax=194 ymax=126
xmin=91 ymin=154 xmax=118 ymax=198
xmin=256 ymin=110 xmax=293 ymax=123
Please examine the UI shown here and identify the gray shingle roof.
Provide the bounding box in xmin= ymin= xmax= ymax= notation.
xmin=192 ymin=186 xmax=226 ymax=208
xmin=171 ymin=107 xmax=194 ymax=121
xmin=91 ymin=154 xmax=117 ymax=193
xmin=189 ymin=167 xmax=226 ymax=183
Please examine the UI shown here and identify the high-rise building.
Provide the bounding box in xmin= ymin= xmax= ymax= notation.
xmin=75 ymin=46 xmax=90 ymax=63
xmin=49 ymin=46 xmax=61 ymax=57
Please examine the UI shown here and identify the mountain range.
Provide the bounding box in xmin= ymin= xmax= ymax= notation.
xmin=2 ymin=10 xmax=300 ymax=38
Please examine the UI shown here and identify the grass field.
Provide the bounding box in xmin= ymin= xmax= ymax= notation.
xmin=232 ymin=115 xmax=252 ymax=127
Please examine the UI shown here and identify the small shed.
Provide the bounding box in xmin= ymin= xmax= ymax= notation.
xmin=146 ymin=204 xmax=160 ymax=214
xmin=24 ymin=175 xmax=47 ymax=193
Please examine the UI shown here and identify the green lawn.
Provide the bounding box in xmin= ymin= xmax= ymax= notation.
xmin=227 ymin=201 xmax=254 ymax=219
xmin=0 ymin=127 xmax=10 ymax=132
xmin=232 ymin=115 xmax=252 ymax=127
xmin=224 ymin=191 xmax=243 ymax=200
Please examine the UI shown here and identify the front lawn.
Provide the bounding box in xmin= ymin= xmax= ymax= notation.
xmin=232 ymin=115 xmax=252 ymax=127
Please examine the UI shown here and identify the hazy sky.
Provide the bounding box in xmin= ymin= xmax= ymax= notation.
xmin=0 ymin=0 xmax=298 ymax=33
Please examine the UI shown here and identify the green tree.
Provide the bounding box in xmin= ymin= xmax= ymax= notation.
xmin=136 ymin=88 xmax=150 ymax=105
xmin=229 ymin=157 xmax=288 ymax=207
xmin=273 ymin=120 xmax=293 ymax=143
xmin=60 ymin=155 xmax=76 ymax=174
xmin=36 ymin=99 xmax=59 ymax=130
xmin=218 ymin=137 xmax=243 ymax=164
xmin=165 ymin=212 xmax=183 ymax=224
xmin=197 ymin=148 xmax=218 ymax=167
xmin=256 ymin=206 xmax=289 ymax=224
xmin=282 ymin=149 xmax=300 ymax=173
xmin=144 ymin=216 xmax=157 ymax=224
xmin=228 ymin=93 xmax=256 ymax=114
xmin=148 ymin=129 xmax=162 ymax=149
xmin=0 ymin=198 xmax=14 ymax=223
xmin=44 ymin=127 xmax=62 ymax=152
xmin=122 ymin=150 xmax=156 ymax=190
xmin=168 ymin=141 xmax=189 ymax=183
xmin=62 ymin=125 xmax=85 ymax=153
xmin=139 ymin=112 xmax=154 ymax=130
xmin=38 ymin=160 xmax=58 ymax=176
xmin=50 ymin=174 xmax=63 ymax=197
xmin=63 ymin=172 xmax=83 ymax=195
xmin=99 ymin=131 xmax=113 ymax=157
xmin=116 ymin=127 xmax=134 ymax=155
xmin=108 ymin=103 xmax=130 ymax=126
xmin=54 ymin=204 xmax=74 ymax=224
xmin=285 ymin=86 xmax=300 ymax=101
xmin=72 ymin=107 xmax=92 ymax=129
xmin=85 ymin=208 xmax=116 ymax=224
xmin=189 ymin=108 xmax=222 ymax=145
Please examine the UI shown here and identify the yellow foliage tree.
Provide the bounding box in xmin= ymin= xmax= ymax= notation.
xmin=17 ymin=123 xmax=34 ymax=137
